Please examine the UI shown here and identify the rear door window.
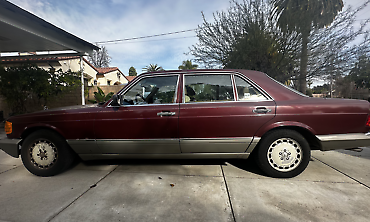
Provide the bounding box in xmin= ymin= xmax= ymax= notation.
xmin=184 ymin=74 xmax=235 ymax=103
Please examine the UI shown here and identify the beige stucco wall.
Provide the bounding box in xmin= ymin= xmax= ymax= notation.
xmin=97 ymin=75 xmax=107 ymax=86
xmin=104 ymin=70 xmax=128 ymax=85
xmin=31 ymin=58 xmax=98 ymax=86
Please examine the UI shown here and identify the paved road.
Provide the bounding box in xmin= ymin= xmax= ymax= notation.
xmin=0 ymin=130 xmax=369 ymax=222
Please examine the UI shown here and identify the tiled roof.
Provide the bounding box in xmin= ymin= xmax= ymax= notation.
xmin=1 ymin=56 xmax=79 ymax=63
xmin=0 ymin=56 xmax=99 ymax=72
xmin=96 ymin=67 xmax=119 ymax=74
xmin=126 ymin=76 xmax=136 ymax=82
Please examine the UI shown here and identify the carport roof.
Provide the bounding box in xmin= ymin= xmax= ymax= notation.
xmin=0 ymin=0 xmax=99 ymax=55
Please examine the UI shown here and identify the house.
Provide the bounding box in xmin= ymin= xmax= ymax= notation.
xmin=0 ymin=56 xmax=127 ymax=86
xmin=95 ymin=67 xmax=128 ymax=86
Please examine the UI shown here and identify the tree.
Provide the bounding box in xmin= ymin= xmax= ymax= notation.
xmin=142 ymin=64 xmax=164 ymax=72
xmin=0 ymin=63 xmax=80 ymax=115
xmin=178 ymin=60 xmax=198 ymax=70
xmin=129 ymin=66 xmax=137 ymax=76
xmin=190 ymin=0 xmax=299 ymax=82
xmin=88 ymin=87 xmax=114 ymax=104
xmin=349 ymin=55 xmax=370 ymax=89
xmin=308 ymin=2 xmax=370 ymax=82
xmin=271 ymin=0 xmax=344 ymax=94
xmin=88 ymin=46 xmax=111 ymax=68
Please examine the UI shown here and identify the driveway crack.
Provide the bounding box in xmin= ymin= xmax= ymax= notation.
xmin=221 ymin=165 xmax=236 ymax=222
xmin=46 ymin=165 xmax=118 ymax=222
xmin=312 ymin=156 xmax=370 ymax=190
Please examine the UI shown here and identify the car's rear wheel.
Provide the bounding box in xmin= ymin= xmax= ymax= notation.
xmin=21 ymin=130 xmax=75 ymax=176
xmin=256 ymin=129 xmax=310 ymax=178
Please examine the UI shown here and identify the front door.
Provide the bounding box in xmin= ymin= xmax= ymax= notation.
xmin=94 ymin=74 xmax=180 ymax=154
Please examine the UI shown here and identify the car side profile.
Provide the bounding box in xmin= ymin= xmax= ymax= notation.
xmin=1 ymin=69 xmax=370 ymax=178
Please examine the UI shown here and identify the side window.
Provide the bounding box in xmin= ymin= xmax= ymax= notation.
xmin=234 ymin=76 xmax=268 ymax=101
xmin=123 ymin=75 xmax=178 ymax=105
xmin=184 ymin=74 xmax=234 ymax=103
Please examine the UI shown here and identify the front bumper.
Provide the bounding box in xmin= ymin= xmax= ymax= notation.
xmin=317 ymin=133 xmax=370 ymax=151
xmin=0 ymin=138 xmax=22 ymax=158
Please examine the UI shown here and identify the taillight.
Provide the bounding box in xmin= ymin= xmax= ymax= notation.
xmin=366 ymin=115 xmax=370 ymax=127
xmin=5 ymin=121 xmax=12 ymax=134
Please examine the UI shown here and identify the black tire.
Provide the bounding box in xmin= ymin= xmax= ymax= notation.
xmin=256 ymin=129 xmax=310 ymax=178
xmin=21 ymin=130 xmax=75 ymax=176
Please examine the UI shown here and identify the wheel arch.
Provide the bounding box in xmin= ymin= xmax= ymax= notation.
xmin=253 ymin=124 xmax=322 ymax=152
xmin=21 ymin=125 xmax=66 ymax=143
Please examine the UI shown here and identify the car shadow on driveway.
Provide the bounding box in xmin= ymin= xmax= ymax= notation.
xmin=70 ymin=157 xmax=268 ymax=177
xmin=76 ymin=158 xmax=227 ymax=167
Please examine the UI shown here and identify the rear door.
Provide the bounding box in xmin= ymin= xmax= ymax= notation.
xmin=179 ymin=73 xmax=275 ymax=153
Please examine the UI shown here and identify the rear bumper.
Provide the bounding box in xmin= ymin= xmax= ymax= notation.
xmin=317 ymin=133 xmax=370 ymax=151
xmin=0 ymin=138 xmax=21 ymax=158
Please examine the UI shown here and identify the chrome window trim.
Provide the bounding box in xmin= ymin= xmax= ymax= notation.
xmin=180 ymin=100 xmax=242 ymax=106
xmin=182 ymin=73 xmax=236 ymax=104
xmin=107 ymin=74 xmax=180 ymax=108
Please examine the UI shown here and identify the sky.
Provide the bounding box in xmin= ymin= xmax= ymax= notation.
xmin=5 ymin=0 xmax=370 ymax=79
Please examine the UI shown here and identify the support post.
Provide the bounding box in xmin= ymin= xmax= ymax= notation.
xmin=80 ymin=56 xmax=85 ymax=105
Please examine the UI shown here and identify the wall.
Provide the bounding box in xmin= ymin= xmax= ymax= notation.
xmin=87 ymin=85 xmax=123 ymax=102
xmin=0 ymin=85 xmax=125 ymax=119
xmin=0 ymin=96 xmax=10 ymax=120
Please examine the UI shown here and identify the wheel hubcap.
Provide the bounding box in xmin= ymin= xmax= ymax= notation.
xmin=30 ymin=140 xmax=57 ymax=168
xmin=267 ymin=138 xmax=302 ymax=172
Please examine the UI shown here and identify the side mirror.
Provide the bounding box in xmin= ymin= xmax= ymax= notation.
xmin=111 ymin=94 xmax=122 ymax=106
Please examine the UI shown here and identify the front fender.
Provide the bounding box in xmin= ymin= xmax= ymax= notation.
xmin=21 ymin=123 xmax=66 ymax=139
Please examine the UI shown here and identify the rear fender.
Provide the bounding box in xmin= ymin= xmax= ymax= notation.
xmin=255 ymin=121 xmax=316 ymax=138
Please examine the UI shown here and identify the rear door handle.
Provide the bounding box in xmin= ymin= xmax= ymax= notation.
xmin=253 ymin=107 xmax=272 ymax=114
xmin=157 ymin=111 xmax=176 ymax=117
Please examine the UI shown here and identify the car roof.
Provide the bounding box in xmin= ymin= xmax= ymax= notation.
xmin=136 ymin=69 xmax=305 ymax=101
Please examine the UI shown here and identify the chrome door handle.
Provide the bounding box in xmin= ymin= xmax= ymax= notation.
xmin=157 ymin=111 xmax=176 ymax=117
xmin=253 ymin=107 xmax=272 ymax=114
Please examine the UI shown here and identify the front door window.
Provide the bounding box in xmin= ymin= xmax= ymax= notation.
xmin=123 ymin=75 xmax=178 ymax=105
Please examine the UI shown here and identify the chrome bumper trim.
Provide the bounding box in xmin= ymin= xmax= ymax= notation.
xmin=0 ymin=138 xmax=22 ymax=158
xmin=317 ymin=133 xmax=370 ymax=151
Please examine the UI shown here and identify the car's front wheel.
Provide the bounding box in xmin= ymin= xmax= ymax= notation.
xmin=256 ymin=129 xmax=310 ymax=178
xmin=21 ymin=130 xmax=75 ymax=176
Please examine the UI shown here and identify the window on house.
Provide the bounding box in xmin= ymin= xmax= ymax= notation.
xmin=184 ymin=74 xmax=234 ymax=103
xmin=107 ymin=80 xmax=111 ymax=85
xmin=94 ymin=80 xmax=97 ymax=86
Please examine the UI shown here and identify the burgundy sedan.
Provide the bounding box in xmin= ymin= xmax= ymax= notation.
xmin=1 ymin=70 xmax=370 ymax=177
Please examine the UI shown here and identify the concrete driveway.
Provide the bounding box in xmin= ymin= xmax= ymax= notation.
xmin=0 ymin=130 xmax=369 ymax=222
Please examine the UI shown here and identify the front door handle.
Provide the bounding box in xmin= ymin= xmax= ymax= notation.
xmin=157 ymin=111 xmax=176 ymax=117
xmin=253 ymin=107 xmax=272 ymax=114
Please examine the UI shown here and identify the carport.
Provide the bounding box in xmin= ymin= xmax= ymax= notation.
xmin=0 ymin=0 xmax=99 ymax=105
